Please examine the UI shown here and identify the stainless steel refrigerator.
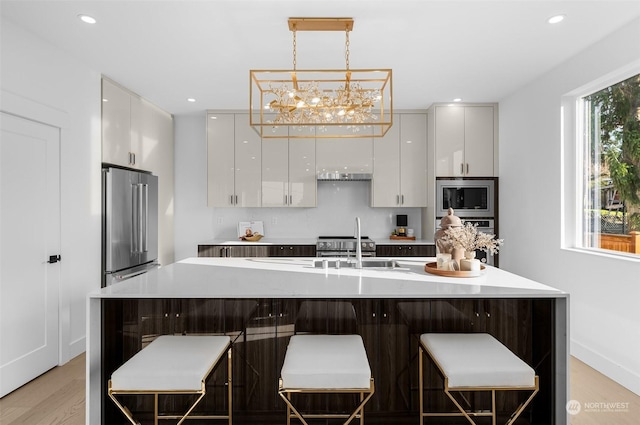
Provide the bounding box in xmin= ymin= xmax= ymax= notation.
xmin=102 ymin=167 xmax=159 ymax=286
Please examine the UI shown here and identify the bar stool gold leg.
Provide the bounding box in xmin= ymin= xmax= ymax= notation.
xmin=154 ymin=393 xmax=158 ymax=425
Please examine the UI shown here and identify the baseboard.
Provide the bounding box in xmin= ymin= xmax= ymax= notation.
xmin=571 ymin=339 xmax=640 ymax=396
xmin=66 ymin=336 xmax=86 ymax=363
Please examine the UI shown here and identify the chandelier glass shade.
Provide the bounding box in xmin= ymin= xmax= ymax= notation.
xmin=250 ymin=18 xmax=393 ymax=139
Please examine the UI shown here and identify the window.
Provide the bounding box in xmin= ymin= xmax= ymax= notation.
xmin=579 ymin=73 xmax=640 ymax=257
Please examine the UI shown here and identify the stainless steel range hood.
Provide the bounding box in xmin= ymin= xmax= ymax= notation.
xmin=317 ymin=172 xmax=372 ymax=181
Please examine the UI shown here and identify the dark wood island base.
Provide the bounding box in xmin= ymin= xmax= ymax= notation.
xmin=99 ymin=297 xmax=559 ymax=424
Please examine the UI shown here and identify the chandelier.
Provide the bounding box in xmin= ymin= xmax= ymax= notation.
xmin=250 ymin=17 xmax=393 ymax=139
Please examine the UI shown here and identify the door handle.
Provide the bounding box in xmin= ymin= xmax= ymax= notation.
xmin=47 ymin=255 xmax=61 ymax=264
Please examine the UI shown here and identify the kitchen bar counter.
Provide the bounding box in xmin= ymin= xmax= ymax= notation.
xmin=87 ymin=257 xmax=569 ymax=424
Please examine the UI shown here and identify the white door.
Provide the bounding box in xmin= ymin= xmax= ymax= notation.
xmin=0 ymin=112 xmax=60 ymax=398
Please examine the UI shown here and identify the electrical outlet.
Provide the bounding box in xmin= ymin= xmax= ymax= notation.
xmin=217 ymin=217 xmax=223 ymax=225
xmin=271 ymin=217 xmax=278 ymax=225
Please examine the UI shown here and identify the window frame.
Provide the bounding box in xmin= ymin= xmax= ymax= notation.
xmin=562 ymin=61 xmax=640 ymax=261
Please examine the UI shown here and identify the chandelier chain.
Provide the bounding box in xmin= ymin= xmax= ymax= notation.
xmin=345 ymin=29 xmax=350 ymax=70
xmin=292 ymin=26 xmax=297 ymax=70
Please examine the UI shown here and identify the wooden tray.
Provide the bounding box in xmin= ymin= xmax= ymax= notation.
xmin=424 ymin=262 xmax=485 ymax=278
xmin=390 ymin=235 xmax=416 ymax=240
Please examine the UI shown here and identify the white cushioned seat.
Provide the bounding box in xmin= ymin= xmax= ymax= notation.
xmin=420 ymin=333 xmax=535 ymax=388
xmin=281 ymin=334 xmax=371 ymax=389
xmin=111 ymin=335 xmax=231 ymax=392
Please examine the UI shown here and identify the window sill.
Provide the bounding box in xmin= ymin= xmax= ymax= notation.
xmin=562 ymin=246 xmax=640 ymax=263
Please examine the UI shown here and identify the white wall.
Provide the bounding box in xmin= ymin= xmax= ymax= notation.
xmin=174 ymin=112 xmax=423 ymax=260
xmin=1 ymin=18 xmax=102 ymax=363
xmin=499 ymin=18 xmax=640 ymax=395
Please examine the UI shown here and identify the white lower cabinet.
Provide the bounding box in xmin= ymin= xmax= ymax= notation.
xmin=372 ymin=114 xmax=427 ymax=207
xmin=262 ymin=138 xmax=316 ymax=207
xmin=207 ymin=113 xmax=261 ymax=207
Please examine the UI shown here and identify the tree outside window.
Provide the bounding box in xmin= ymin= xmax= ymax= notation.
xmin=582 ymin=73 xmax=640 ymax=255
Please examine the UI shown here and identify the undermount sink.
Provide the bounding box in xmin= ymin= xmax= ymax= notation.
xmin=313 ymin=259 xmax=400 ymax=269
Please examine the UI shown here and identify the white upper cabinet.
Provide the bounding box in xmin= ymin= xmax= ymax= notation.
xmin=207 ymin=113 xmax=261 ymax=207
xmin=102 ymin=78 xmax=133 ymax=167
xmin=316 ymin=126 xmax=373 ymax=174
xmin=262 ymin=138 xmax=289 ymax=207
xmin=288 ymin=139 xmax=316 ymax=207
xmin=434 ymin=104 xmax=497 ymax=177
xmin=262 ymin=136 xmax=316 ymax=208
xmin=372 ymin=114 xmax=427 ymax=207
xmin=102 ymin=78 xmax=173 ymax=172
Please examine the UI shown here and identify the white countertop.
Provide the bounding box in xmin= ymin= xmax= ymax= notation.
xmin=92 ymin=257 xmax=566 ymax=299
xmin=374 ymin=238 xmax=435 ymax=245
xmin=198 ymin=238 xmax=317 ymax=246
xmin=198 ymin=238 xmax=435 ymax=246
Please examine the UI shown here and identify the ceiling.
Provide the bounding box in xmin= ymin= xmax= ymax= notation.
xmin=2 ymin=0 xmax=639 ymax=116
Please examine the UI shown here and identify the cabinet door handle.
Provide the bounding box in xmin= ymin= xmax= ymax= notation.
xmin=289 ymin=195 xmax=293 ymax=205
xmin=466 ymin=163 xmax=469 ymax=174
xmin=460 ymin=163 xmax=464 ymax=174
xmin=284 ymin=194 xmax=288 ymax=205
xmin=235 ymin=195 xmax=238 ymax=205
xmin=401 ymin=194 xmax=404 ymax=205
xmin=230 ymin=195 xmax=234 ymax=205
xmin=132 ymin=153 xmax=136 ymax=166
xmin=396 ymin=195 xmax=400 ymax=205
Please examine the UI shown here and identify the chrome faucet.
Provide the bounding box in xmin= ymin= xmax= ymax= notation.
xmin=354 ymin=217 xmax=362 ymax=269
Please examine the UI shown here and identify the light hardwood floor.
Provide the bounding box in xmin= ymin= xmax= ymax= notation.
xmin=0 ymin=354 xmax=638 ymax=424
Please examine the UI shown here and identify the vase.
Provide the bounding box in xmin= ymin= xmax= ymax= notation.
xmin=451 ymin=248 xmax=465 ymax=267
xmin=460 ymin=251 xmax=481 ymax=271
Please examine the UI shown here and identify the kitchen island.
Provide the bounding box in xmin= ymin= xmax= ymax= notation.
xmin=87 ymin=257 xmax=568 ymax=424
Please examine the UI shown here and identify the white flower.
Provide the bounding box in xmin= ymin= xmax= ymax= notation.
xmin=442 ymin=222 xmax=503 ymax=255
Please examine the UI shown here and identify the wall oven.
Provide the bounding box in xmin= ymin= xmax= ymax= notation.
xmin=436 ymin=178 xmax=495 ymax=218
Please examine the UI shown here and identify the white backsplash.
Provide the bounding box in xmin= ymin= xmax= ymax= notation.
xmin=210 ymin=181 xmax=422 ymax=239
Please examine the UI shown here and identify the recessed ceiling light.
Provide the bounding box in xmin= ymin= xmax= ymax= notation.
xmin=187 ymin=98 xmax=196 ymax=102
xmin=102 ymin=98 xmax=108 ymax=102
xmin=548 ymin=14 xmax=565 ymax=24
xmin=453 ymin=98 xmax=462 ymax=102
xmin=78 ymin=14 xmax=96 ymax=24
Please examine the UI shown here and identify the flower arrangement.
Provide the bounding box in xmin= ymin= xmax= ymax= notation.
xmin=442 ymin=222 xmax=503 ymax=255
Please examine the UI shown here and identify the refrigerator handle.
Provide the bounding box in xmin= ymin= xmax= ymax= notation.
xmin=132 ymin=184 xmax=139 ymax=253
xmin=142 ymin=183 xmax=148 ymax=253
xmin=137 ymin=183 xmax=144 ymax=254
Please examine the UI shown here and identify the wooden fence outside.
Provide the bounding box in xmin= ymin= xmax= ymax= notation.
xmin=599 ymin=231 xmax=640 ymax=254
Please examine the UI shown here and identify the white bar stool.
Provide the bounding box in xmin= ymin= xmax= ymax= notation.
xmin=279 ymin=334 xmax=375 ymax=425
xmin=108 ymin=335 xmax=232 ymax=425
xmin=419 ymin=333 xmax=539 ymax=425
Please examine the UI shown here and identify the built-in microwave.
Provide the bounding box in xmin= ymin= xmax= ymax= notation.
xmin=436 ymin=178 xmax=496 ymax=218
